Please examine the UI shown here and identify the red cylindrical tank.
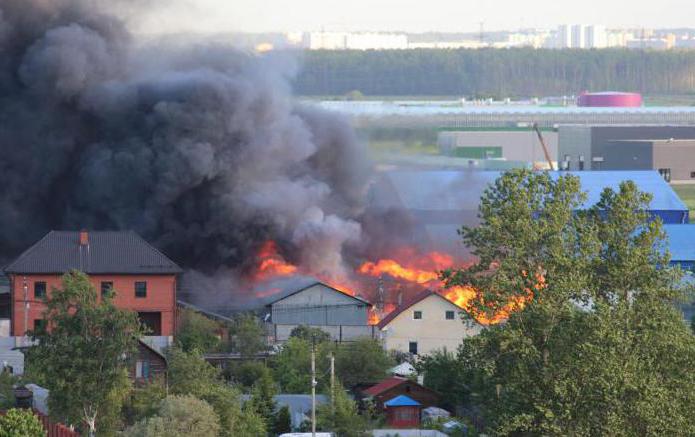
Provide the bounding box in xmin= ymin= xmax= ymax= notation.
xmin=577 ymin=92 xmax=643 ymax=107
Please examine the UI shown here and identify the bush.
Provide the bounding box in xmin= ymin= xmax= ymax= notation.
xmin=0 ymin=408 xmax=44 ymax=437
xmin=123 ymin=395 xmax=220 ymax=437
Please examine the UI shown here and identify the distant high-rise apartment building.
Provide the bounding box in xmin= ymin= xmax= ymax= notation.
xmin=557 ymin=25 xmax=572 ymax=48
xmin=585 ymin=25 xmax=608 ymax=48
xmin=571 ymin=25 xmax=586 ymax=48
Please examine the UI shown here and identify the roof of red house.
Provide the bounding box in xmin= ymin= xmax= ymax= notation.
xmin=363 ymin=377 xmax=409 ymax=397
xmin=4 ymin=231 xmax=182 ymax=274
xmin=377 ymin=289 xmax=459 ymax=330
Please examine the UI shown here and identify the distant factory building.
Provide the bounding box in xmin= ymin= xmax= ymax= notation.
xmin=437 ymin=127 xmax=558 ymax=167
xmin=370 ymin=170 xmax=688 ymax=252
xmin=266 ymin=281 xmax=375 ymax=343
xmin=558 ymin=125 xmax=695 ymax=182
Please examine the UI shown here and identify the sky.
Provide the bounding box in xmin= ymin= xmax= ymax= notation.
xmin=133 ymin=0 xmax=695 ymax=34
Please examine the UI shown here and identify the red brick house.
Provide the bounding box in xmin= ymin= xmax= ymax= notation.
xmin=4 ymin=231 xmax=181 ymax=338
xmin=362 ymin=376 xmax=440 ymax=411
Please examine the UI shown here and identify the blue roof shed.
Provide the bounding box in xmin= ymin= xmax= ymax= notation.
xmin=384 ymin=395 xmax=422 ymax=407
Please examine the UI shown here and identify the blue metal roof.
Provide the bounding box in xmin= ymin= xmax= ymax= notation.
xmin=384 ymin=395 xmax=421 ymax=407
xmin=375 ymin=170 xmax=687 ymax=213
xmin=663 ymin=225 xmax=695 ymax=262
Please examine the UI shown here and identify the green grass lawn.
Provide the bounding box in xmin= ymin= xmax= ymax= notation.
xmin=672 ymin=185 xmax=695 ymax=216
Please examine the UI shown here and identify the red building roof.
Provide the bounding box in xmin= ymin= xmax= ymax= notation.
xmin=363 ymin=377 xmax=409 ymax=397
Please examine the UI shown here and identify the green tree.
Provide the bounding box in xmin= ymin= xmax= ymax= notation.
xmin=122 ymin=378 xmax=167 ymax=425
xmin=167 ymin=347 xmax=267 ymax=436
xmin=443 ymin=169 xmax=695 ymax=435
xmin=231 ymin=313 xmax=266 ymax=357
xmin=248 ymin=368 xmax=278 ymax=429
xmin=335 ymin=337 xmax=393 ymax=388
xmin=123 ymin=395 xmax=220 ymax=437
xmin=271 ymin=337 xmax=313 ymax=393
xmin=290 ymin=325 xmax=332 ymax=344
xmin=225 ymin=361 xmax=270 ymax=390
xmin=274 ymin=405 xmax=292 ymax=435
xmin=416 ymin=349 xmax=467 ymax=411
xmin=25 ymin=271 xmax=143 ymax=436
xmin=317 ymin=382 xmax=367 ymax=437
xmin=0 ymin=408 xmax=44 ymax=437
xmin=176 ymin=309 xmax=222 ymax=353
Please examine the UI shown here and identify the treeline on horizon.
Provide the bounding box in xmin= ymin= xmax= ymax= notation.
xmin=292 ymin=48 xmax=695 ymax=97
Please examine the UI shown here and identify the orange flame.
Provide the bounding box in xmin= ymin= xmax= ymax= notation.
xmin=252 ymin=241 xmax=298 ymax=281
xmin=357 ymin=253 xmax=542 ymax=325
xmin=251 ymin=241 xmax=359 ymax=297
xmin=358 ymin=259 xmax=440 ymax=285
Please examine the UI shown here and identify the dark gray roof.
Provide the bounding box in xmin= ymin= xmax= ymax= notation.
xmin=4 ymin=231 xmax=182 ymax=274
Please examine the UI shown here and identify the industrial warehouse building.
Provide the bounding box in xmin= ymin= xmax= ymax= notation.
xmin=437 ymin=127 xmax=558 ymax=167
xmin=266 ymin=281 xmax=375 ymax=343
xmin=558 ymin=125 xmax=695 ymax=181
xmin=370 ymin=170 xmax=689 ymax=253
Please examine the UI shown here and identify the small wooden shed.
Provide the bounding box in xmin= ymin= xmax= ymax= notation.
xmin=384 ymin=395 xmax=422 ymax=428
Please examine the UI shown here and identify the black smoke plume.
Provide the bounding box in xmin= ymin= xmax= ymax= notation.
xmin=0 ymin=0 xmax=371 ymax=288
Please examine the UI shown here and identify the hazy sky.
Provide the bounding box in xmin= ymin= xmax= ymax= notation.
xmin=135 ymin=0 xmax=695 ymax=34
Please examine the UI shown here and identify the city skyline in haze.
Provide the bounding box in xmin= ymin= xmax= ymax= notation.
xmin=133 ymin=0 xmax=694 ymax=34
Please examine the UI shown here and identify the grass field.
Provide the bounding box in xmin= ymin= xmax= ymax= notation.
xmin=672 ymin=185 xmax=695 ymax=216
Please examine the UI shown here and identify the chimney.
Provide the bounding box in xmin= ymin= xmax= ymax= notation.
xmin=79 ymin=230 xmax=89 ymax=246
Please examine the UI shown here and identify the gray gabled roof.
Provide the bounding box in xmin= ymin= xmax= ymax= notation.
xmin=4 ymin=231 xmax=182 ymax=275
xmin=266 ymin=280 xmax=372 ymax=307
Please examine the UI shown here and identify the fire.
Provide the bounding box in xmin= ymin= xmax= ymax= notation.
xmin=358 ymin=259 xmax=440 ymax=285
xmin=357 ymin=252 xmax=541 ymax=325
xmin=368 ymin=308 xmax=380 ymax=325
xmin=252 ymin=241 xmax=298 ymax=281
xmin=251 ymin=240 xmax=358 ymax=297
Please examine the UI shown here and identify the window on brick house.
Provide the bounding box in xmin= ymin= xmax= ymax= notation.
xmin=101 ymin=281 xmax=113 ymax=298
xmin=135 ymin=281 xmax=147 ymax=298
xmin=34 ymin=282 xmax=46 ymax=300
xmin=34 ymin=319 xmax=46 ymax=333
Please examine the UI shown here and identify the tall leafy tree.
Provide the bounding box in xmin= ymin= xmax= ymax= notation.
xmin=443 ymin=169 xmax=695 ymax=435
xmin=231 ymin=313 xmax=266 ymax=357
xmin=123 ymin=395 xmax=220 ymax=437
xmin=176 ymin=309 xmax=222 ymax=353
xmin=248 ymin=368 xmax=278 ymax=430
xmin=317 ymin=381 xmax=367 ymax=437
xmin=335 ymin=337 xmax=394 ymax=388
xmin=166 ymin=347 xmax=267 ymax=436
xmin=26 ymin=271 xmax=143 ymax=436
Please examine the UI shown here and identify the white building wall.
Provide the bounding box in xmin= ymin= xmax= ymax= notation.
xmin=380 ymin=294 xmax=481 ymax=356
xmin=557 ymin=25 xmax=572 ymax=48
xmin=571 ymin=25 xmax=586 ymax=48
xmin=586 ymin=25 xmax=608 ymax=48
xmin=345 ymin=33 xmax=408 ymax=50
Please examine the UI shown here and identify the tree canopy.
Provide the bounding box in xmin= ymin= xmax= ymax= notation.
xmin=25 ymin=270 xmax=143 ymax=436
xmin=294 ymin=48 xmax=695 ymax=97
xmin=442 ymin=169 xmax=695 ymax=435
xmin=123 ymin=395 xmax=220 ymax=437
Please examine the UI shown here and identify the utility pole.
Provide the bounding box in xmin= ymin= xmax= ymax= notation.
xmin=330 ymin=352 xmax=336 ymax=413
xmin=311 ymin=342 xmax=317 ymax=437
xmin=22 ymin=277 xmax=28 ymax=344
